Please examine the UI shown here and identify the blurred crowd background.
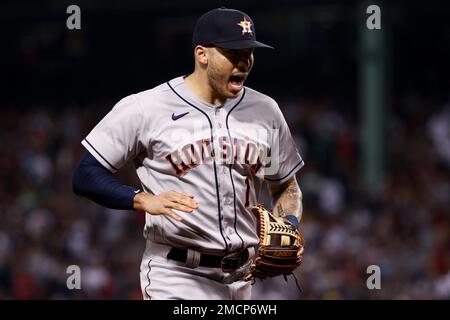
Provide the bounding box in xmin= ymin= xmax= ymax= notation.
xmin=1 ymin=0 xmax=449 ymax=299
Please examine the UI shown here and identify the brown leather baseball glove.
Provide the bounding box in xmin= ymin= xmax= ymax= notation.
xmin=244 ymin=204 xmax=305 ymax=281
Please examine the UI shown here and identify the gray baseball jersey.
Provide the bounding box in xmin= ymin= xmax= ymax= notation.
xmin=82 ymin=76 xmax=304 ymax=254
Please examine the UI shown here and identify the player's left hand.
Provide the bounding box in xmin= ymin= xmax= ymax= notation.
xmin=244 ymin=204 xmax=305 ymax=281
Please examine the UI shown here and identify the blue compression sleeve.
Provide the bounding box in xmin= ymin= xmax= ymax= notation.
xmin=72 ymin=152 xmax=141 ymax=210
xmin=284 ymin=215 xmax=300 ymax=230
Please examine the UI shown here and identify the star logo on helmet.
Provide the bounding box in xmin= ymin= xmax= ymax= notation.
xmin=237 ymin=16 xmax=253 ymax=35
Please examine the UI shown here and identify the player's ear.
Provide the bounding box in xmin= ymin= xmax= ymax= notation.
xmin=194 ymin=45 xmax=208 ymax=65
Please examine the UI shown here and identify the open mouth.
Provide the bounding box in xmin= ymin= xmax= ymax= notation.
xmin=228 ymin=74 xmax=246 ymax=91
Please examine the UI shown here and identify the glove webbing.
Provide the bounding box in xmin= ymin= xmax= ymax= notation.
xmin=259 ymin=209 xmax=297 ymax=246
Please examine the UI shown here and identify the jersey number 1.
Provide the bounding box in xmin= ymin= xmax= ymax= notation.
xmin=244 ymin=177 xmax=250 ymax=207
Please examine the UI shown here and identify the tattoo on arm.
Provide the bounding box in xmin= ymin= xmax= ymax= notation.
xmin=276 ymin=203 xmax=284 ymax=217
xmin=271 ymin=178 xmax=303 ymax=221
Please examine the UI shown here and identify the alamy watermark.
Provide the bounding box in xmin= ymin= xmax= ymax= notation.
xmin=66 ymin=265 xmax=81 ymax=290
xmin=366 ymin=265 xmax=381 ymax=290
xmin=366 ymin=5 xmax=381 ymax=30
xmin=165 ymin=125 xmax=281 ymax=176
xmin=66 ymin=5 xmax=81 ymax=30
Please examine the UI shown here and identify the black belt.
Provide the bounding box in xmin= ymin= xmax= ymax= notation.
xmin=167 ymin=247 xmax=250 ymax=272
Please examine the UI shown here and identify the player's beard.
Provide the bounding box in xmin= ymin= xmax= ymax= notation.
xmin=207 ymin=61 xmax=240 ymax=101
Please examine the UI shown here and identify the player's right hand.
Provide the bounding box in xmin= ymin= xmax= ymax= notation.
xmin=133 ymin=191 xmax=198 ymax=221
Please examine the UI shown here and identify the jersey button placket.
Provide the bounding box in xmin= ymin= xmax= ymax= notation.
xmin=226 ymin=227 xmax=234 ymax=236
xmin=213 ymin=107 xmax=231 ymax=245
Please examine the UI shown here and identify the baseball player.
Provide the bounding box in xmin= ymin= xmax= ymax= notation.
xmin=73 ymin=7 xmax=304 ymax=300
